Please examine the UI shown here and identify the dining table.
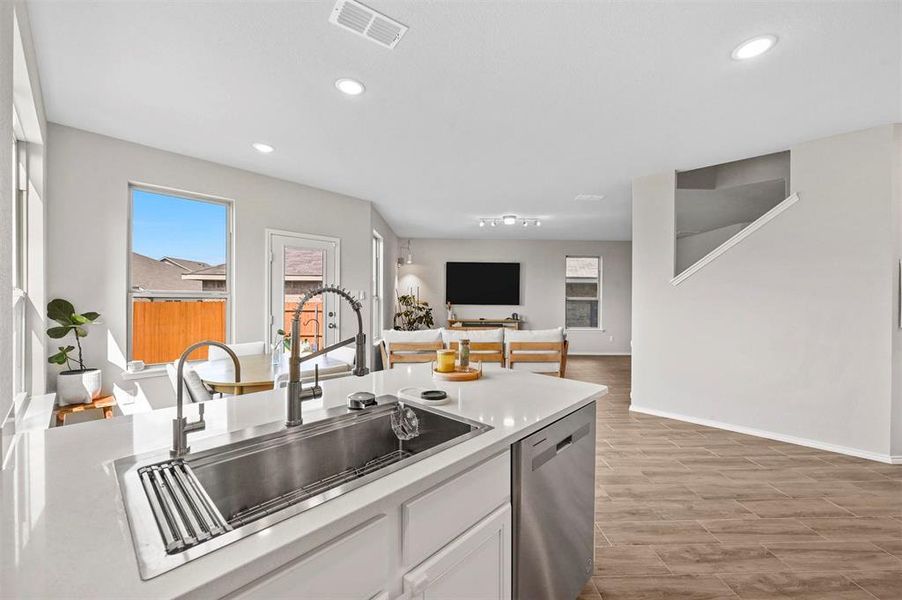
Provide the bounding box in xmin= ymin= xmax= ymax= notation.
xmin=193 ymin=352 xmax=353 ymax=395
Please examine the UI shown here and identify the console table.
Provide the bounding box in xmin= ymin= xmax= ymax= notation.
xmin=447 ymin=318 xmax=522 ymax=330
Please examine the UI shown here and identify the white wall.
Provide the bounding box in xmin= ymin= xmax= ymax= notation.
xmin=396 ymin=239 xmax=631 ymax=355
xmin=46 ymin=124 xmax=377 ymax=407
xmin=0 ymin=2 xmax=14 ymax=460
xmin=632 ymin=125 xmax=899 ymax=461
xmin=675 ymin=223 xmax=747 ymax=274
xmin=892 ymin=126 xmax=902 ymax=458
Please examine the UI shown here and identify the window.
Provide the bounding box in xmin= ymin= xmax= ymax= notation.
xmin=565 ymin=256 xmax=601 ymax=329
xmin=129 ymin=186 xmax=231 ymax=364
xmin=372 ymin=232 xmax=384 ymax=340
xmin=11 ymin=110 xmax=27 ymax=397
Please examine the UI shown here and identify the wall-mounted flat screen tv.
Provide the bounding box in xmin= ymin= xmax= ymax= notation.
xmin=445 ymin=262 xmax=520 ymax=305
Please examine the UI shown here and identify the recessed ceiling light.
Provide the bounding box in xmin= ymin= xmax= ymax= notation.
xmin=731 ymin=35 xmax=777 ymax=60
xmin=502 ymin=215 xmax=517 ymax=226
xmin=335 ymin=78 xmax=366 ymax=96
xmin=252 ymin=142 xmax=274 ymax=154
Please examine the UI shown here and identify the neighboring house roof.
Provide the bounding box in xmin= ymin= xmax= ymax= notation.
xmin=131 ymin=253 xmax=202 ymax=291
xmin=181 ymin=263 xmax=226 ymax=281
xmin=180 ymin=250 xmax=323 ymax=282
xmin=160 ymin=256 xmax=211 ymax=272
xmin=284 ymin=250 xmax=322 ymax=279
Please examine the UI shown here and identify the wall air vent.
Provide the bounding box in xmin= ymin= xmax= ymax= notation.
xmin=330 ymin=0 xmax=408 ymax=49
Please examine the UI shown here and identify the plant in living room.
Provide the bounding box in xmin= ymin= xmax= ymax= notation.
xmin=393 ymin=292 xmax=434 ymax=331
xmin=46 ymin=298 xmax=103 ymax=406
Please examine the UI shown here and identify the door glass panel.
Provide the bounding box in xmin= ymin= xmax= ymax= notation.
xmin=282 ymin=247 xmax=325 ymax=352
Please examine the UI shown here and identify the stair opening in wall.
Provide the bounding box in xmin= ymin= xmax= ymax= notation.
xmin=674 ymin=151 xmax=791 ymax=277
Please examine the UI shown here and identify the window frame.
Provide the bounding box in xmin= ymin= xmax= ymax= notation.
xmin=372 ymin=231 xmax=384 ymax=341
xmin=126 ymin=183 xmax=234 ymax=364
xmin=11 ymin=109 xmax=27 ymax=397
xmin=564 ymin=255 xmax=603 ymax=331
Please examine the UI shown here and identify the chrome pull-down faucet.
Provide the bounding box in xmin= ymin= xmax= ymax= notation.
xmin=171 ymin=340 xmax=241 ymax=457
xmin=286 ymin=285 xmax=369 ymax=427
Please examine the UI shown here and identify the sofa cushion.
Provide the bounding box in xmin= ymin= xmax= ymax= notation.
xmin=503 ymin=327 xmax=565 ymax=343
xmin=440 ymin=327 xmax=504 ymax=344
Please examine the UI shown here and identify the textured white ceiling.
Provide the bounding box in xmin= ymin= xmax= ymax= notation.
xmin=27 ymin=0 xmax=901 ymax=240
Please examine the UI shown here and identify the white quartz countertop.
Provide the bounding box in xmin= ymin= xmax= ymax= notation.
xmin=1 ymin=365 xmax=605 ymax=599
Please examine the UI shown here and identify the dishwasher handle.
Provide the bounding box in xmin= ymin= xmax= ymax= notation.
xmin=530 ymin=422 xmax=590 ymax=471
xmin=556 ymin=435 xmax=574 ymax=453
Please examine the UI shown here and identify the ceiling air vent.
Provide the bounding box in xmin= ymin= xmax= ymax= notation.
xmin=330 ymin=0 xmax=408 ymax=49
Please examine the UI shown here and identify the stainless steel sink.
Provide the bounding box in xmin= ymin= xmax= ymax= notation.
xmin=115 ymin=396 xmax=490 ymax=579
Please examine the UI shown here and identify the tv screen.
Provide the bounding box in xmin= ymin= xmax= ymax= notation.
xmin=445 ymin=262 xmax=520 ymax=305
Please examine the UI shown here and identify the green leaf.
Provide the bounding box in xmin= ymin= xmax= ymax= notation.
xmin=48 ymin=351 xmax=68 ymax=365
xmin=47 ymin=299 xmax=76 ymax=326
xmin=71 ymin=314 xmax=89 ymax=325
xmin=81 ymin=311 xmax=100 ymax=322
xmin=47 ymin=326 xmax=73 ymax=339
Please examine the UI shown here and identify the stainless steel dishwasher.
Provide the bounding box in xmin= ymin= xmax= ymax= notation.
xmin=512 ymin=401 xmax=596 ymax=599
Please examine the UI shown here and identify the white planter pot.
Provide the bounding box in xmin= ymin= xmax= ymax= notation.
xmin=57 ymin=369 xmax=102 ymax=406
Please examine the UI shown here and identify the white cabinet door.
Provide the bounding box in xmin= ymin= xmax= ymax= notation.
xmin=402 ymin=504 xmax=511 ymax=600
xmin=227 ymin=516 xmax=389 ymax=600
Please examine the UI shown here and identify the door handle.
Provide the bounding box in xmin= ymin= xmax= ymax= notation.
xmin=328 ymin=323 xmax=336 ymax=329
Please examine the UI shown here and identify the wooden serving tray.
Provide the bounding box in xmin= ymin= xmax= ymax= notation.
xmin=432 ymin=361 xmax=483 ymax=381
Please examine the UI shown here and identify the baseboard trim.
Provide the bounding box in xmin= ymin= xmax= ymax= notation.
xmin=629 ymin=404 xmax=896 ymax=465
xmin=570 ymin=352 xmax=632 ymax=356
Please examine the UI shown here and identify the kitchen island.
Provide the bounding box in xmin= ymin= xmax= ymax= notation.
xmin=1 ymin=364 xmax=605 ymax=599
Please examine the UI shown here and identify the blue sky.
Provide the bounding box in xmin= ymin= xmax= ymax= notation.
xmin=132 ymin=189 xmax=227 ymax=265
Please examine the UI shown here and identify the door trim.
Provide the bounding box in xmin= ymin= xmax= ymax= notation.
xmin=264 ymin=229 xmax=341 ymax=346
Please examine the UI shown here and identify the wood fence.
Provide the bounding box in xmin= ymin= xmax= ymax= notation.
xmin=132 ymin=299 xmax=325 ymax=365
xmin=132 ymin=300 xmax=226 ymax=364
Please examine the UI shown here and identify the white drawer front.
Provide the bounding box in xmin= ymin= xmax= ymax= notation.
xmin=402 ymin=451 xmax=510 ymax=568
xmin=227 ymin=516 xmax=389 ymax=600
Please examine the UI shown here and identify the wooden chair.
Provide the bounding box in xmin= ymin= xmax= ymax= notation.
xmin=507 ymin=340 xmax=569 ymax=377
xmin=448 ymin=341 xmax=505 ymax=368
xmin=380 ymin=341 xmax=444 ymax=369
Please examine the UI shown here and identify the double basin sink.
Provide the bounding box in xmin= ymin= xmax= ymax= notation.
xmin=115 ymin=396 xmax=490 ymax=579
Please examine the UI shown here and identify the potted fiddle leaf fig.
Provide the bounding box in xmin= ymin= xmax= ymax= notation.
xmin=46 ymin=298 xmax=102 ymax=405
xmin=393 ymin=293 xmax=434 ymax=331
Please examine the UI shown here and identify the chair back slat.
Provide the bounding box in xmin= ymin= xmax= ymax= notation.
xmin=448 ymin=341 xmax=505 ymax=366
xmin=391 ymin=342 xmax=444 ymax=352
xmin=508 ymin=340 xmax=569 ymax=377
xmin=384 ymin=340 xmax=443 ymax=368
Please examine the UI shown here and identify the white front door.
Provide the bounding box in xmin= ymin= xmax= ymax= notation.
xmin=269 ymin=233 xmax=339 ymax=351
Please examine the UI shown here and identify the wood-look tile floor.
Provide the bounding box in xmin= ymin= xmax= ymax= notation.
xmin=566 ymin=356 xmax=902 ymax=600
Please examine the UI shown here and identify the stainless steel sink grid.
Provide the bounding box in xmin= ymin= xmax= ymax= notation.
xmin=115 ymin=396 xmax=491 ymax=579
